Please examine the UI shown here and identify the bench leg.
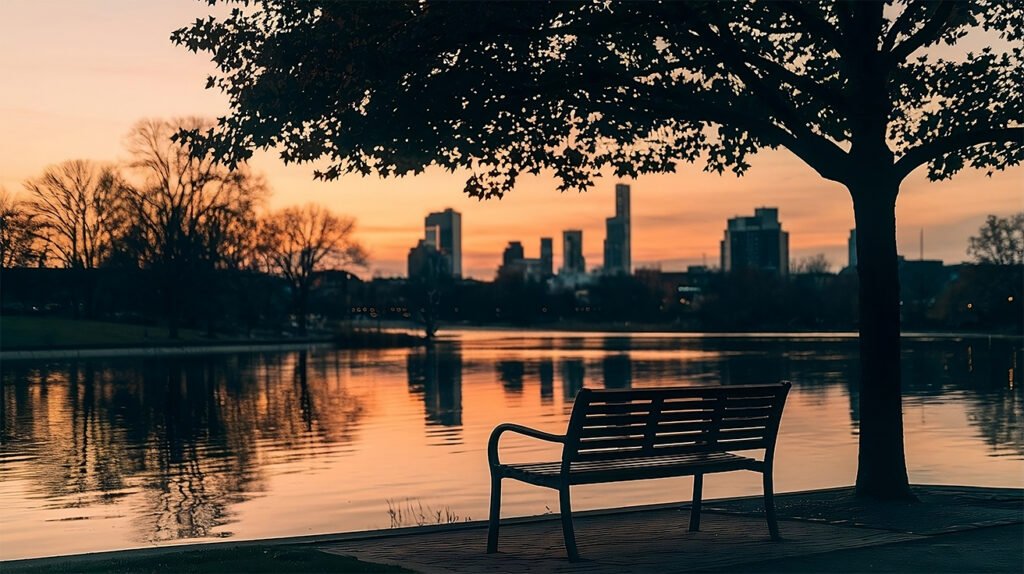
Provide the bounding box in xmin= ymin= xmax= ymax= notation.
xmin=487 ymin=475 xmax=501 ymax=553
xmin=559 ymin=485 xmax=580 ymax=562
xmin=689 ymin=473 xmax=703 ymax=532
xmin=763 ymin=469 xmax=781 ymax=541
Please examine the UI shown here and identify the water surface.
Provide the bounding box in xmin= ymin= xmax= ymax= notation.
xmin=1 ymin=331 xmax=1020 ymax=560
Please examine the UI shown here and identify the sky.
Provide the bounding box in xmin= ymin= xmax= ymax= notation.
xmin=1 ymin=0 xmax=1020 ymax=280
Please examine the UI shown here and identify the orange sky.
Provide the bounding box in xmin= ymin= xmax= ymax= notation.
xmin=1 ymin=0 xmax=1020 ymax=279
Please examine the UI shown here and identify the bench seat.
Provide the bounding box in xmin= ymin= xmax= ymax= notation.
xmin=486 ymin=382 xmax=791 ymax=561
xmin=499 ymin=451 xmax=759 ymax=487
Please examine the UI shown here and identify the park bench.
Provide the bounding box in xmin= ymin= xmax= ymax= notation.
xmin=487 ymin=382 xmax=792 ymax=561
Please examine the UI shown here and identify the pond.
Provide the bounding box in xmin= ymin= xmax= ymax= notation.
xmin=1 ymin=331 xmax=1021 ymax=560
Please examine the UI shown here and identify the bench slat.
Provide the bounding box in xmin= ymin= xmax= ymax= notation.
xmin=720 ymin=397 xmax=779 ymax=409
xmin=655 ymin=420 xmax=716 ymax=434
xmin=572 ymin=439 xmax=768 ymax=461
xmin=654 ymin=409 xmax=717 ymax=423
xmin=582 ymin=413 xmax=651 ymax=426
xmin=579 ymin=424 xmax=648 ymax=438
xmin=582 ymin=418 xmax=748 ymax=440
xmin=580 ymin=385 xmax=779 ymax=401
xmin=578 ymin=436 xmax=648 ymax=450
xmin=721 ymin=406 xmax=773 ymax=418
xmin=584 ymin=401 xmax=655 ymax=415
xmin=716 ymin=427 xmax=770 ymax=440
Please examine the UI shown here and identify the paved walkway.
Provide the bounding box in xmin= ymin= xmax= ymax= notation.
xmin=320 ymin=485 xmax=1023 ymax=573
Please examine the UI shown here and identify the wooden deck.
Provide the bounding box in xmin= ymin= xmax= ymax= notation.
xmin=319 ymin=485 xmax=1023 ymax=574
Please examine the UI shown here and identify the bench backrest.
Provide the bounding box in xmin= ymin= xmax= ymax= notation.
xmin=562 ymin=383 xmax=791 ymax=463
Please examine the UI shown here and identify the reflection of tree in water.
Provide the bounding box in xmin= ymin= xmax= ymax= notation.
xmin=947 ymin=342 xmax=1023 ymax=457
xmin=406 ymin=347 xmax=462 ymax=428
xmin=0 ymin=351 xmax=367 ymax=542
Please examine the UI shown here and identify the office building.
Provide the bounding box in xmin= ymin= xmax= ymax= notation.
xmin=720 ymin=207 xmax=790 ymax=276
xmin=408 ymin=240 xmax=451 ymax=281
xmin=502 ymin=241 xmax=525 ymax=267
xmin=540 ymin=237 xmax=553 ymax=277
xmin=498 ymin=239 xmax=553 ymax=281
xmin=603 ymin=183 xmax=632 ymax=274
xmin=562 ymin=230 xmax=585 ymax=274
xmin=424 ymin=208 xmax=462 ymax=277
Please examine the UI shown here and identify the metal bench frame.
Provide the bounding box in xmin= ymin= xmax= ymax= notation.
xmin=487 ymin=382 xmax=792 ymax=561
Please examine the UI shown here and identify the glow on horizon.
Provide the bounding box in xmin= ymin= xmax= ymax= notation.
xmin=1 ymin=0 xmax=1021 ymax=279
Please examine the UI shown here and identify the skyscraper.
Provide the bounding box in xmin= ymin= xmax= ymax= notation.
xmin=720 ymin=207 xmax=790 ymax=276
xmin=540 ymin=237 xmax=553 ymax=277
xmin=603 ymin=183 xmax=631 ymax=274
xmin=424 ymin=208 xmax=462 ymax=277
xmin=502 ymin=241 xmax=525 ymax=266
xmin=562 ymin=230 xmax=585 ymax=274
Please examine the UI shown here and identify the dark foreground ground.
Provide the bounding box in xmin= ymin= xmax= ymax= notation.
xmin=5 ymin=485 xmax=1021 ymax=573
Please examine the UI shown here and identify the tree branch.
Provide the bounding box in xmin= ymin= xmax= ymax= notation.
xmin=885 ymin=0 xmax=956 ymax=65
xmin=893 ymin=126 xmax=1024 ymax=181
xmin=676 ymin=8 xmax=849 ymax=180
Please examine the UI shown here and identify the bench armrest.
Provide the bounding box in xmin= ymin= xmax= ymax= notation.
xmin=488 ymin=423 xmax=565 ymax=467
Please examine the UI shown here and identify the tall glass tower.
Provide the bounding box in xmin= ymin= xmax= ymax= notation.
xmin=424 ymin=208 xmax=462 ymax=277
xmin=603 ymin=183 xmax=631 ymax=274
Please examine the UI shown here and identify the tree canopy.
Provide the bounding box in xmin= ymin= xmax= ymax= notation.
xmin=173 ymin=0 xmax=1023 ymax=498
xmin=968 ymin=213 xmax=1024 ymax=265
xmin=174 ymin=1 xmax=1022 ymax=197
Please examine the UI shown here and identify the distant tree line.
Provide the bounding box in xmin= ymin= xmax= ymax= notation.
xmin=0 ymin=118 xmax=365 ymax=336
xmin=3 ymin=136 xmax=1019 ymax=337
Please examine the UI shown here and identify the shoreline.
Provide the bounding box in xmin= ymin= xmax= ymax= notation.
xmin=3 ymin=484 xmax=1020 ymax=568
xmin=0 ymin=340 xmax=339 ymax=361
xmin=3 ymin=327 xmax=1019 ymax=360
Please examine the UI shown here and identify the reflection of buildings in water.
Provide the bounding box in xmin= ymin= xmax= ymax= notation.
xmin=602 ymin=354 xmax=632 ymax=388
xmin=406 ymin=349 xmax=463 ymax=427
xmin=561 ymin=359 xmax=585 ymax=400
xmin=497 ymin=361 xmax=525 ymax=394
xmin=539 ymin=359 xmax=554 ymax=403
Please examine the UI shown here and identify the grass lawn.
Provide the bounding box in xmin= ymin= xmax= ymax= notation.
xmin=0 ymin=316 xmax=212 ymax=350
xmin=5 ymin=545 xmax=411 ymax=574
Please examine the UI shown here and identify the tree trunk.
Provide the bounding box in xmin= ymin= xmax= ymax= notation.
xmin=851 ymin=181 xmax=913 ymax=499
xmin=296 ymin=287 xmax=308 ymax=335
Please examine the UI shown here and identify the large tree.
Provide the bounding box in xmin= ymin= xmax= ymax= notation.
xmin=0 ymin=188 xmax=41 ymax=269
xmin=967 ymin=213 xmax=1024 ymax=265
xmin=122 ymin=118 xmax=266 ymax=337
xmin=173 ymin=1 xmax=1023 ymax=497
xmin=24 ymin=160 xmax=125 ymax=270
xmin=258 ymin=203 xmax=367 ymax=334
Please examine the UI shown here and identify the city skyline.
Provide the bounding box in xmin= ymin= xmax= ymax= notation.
xmin=1 ymin=1 xmax=1021 ymax=280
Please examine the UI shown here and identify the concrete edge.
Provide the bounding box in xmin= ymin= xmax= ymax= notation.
xmin=0 ymin=489 xmax=808 ymax=567
xmin=4 ymin=484 xmax=1021 ymax=567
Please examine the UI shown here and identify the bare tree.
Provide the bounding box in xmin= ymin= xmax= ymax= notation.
xmin=258 ymin=204 xmax=367 ymax=334
xmin=122 ymin=118 xmax=266 ymax=337
xmin=793 ymin=254 xmax=832 ymax=274
xmin=967 ymin=213 xmax=1024 ymax=266
xmin=23 ymin=160 xmax=124 ymax=270
xmin=0 ymin=188 xmax=41 ymax=269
